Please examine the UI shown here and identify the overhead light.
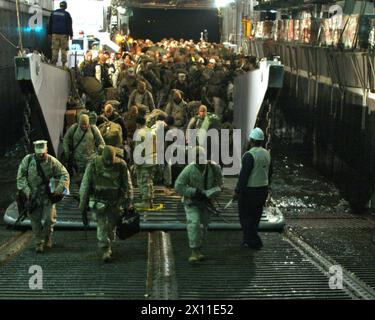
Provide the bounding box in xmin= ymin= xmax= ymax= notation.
xmin=118 ymin=6 xmax=126 ymax=15
xmin=270 ymin=10 xmax=277 ymax=13
xmin=215 ymin=0 xmax=235 ymax=8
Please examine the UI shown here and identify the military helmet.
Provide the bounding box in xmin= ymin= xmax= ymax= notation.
xmin=102 ymin=145 xmax=116 ymax=167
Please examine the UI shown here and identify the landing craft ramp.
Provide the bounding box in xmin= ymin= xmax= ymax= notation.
xmin=4 ymin=178 xmax=285 ymax=230
xmin=15 ymin=53 xmax=70 ymax=156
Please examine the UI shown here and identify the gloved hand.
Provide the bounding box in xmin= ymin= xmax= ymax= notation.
xmin=194 ymin=189 xmax=208 ymax=202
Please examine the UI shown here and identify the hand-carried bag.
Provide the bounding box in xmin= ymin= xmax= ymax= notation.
xmin=116 ymin=207 xmax=140 ymax=240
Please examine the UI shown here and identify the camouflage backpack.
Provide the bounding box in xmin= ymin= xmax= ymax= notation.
xmin=77 ymin=109 xmax=98 ymax=125
xmin=98 ymin=120 xmax=123 ymax=148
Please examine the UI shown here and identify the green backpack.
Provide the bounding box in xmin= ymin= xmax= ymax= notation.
xmin=98 ymin=120 xmax=123 ymax=148
xmin=77 ymin=109 xmax=97 ymax=125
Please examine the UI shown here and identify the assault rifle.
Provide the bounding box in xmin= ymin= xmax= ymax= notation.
xmin=14 ymin=190 xmax=37 ymax=228
xmin=194 ymin=188 xmax=222 ymax=216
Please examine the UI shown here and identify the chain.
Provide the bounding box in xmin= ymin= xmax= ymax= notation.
xmin=265 ymin=99 xmax=273 ymax=206
xmin=23 ymin=95 xmax=32 ymax=155
xmin=265 ymin=99 xmax=272 ymax=151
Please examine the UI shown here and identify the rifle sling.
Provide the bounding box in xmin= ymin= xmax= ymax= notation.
xmin=34 ymin=156 xmax=51 ymax=190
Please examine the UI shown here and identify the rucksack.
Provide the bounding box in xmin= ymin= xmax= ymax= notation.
xmin=98 ymin=120 xmax=123 ymax=148
xmin=77 ymin=109 xmax=97 ymax=125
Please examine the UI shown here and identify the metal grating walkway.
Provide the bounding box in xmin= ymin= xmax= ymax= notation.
xmin=169 ymin=231 xmax=353 ymax=299
xmin=288 ymin=219 xmax=375 ymax=292
xmin=0 ymin=231 xmax=149 ymax=299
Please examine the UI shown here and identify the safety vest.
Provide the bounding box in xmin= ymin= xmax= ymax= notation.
xmin=92 ymin=157 xmax=124 ymax=201
xmin=246 ymin=147 xmax=271 ymax=188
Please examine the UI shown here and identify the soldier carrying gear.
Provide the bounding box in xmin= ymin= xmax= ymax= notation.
xmin=186 ymin=104 xmax=220 ymax=150
xmin=127 ymin=81 xmax=155 ymax=117
xmin=164 ymin=89 xmax=188 ymax=129
xmin=97 ymin=103 xmax=128 ymax=142
xmin=133 ymin=117 xmax=157 ymax=209
xmin=174 ymin=146 xmax=223 ymax=264
xmin=63 ymin=114 xmax=105 ymax=182
xmin=79 ymin=145 xmax=133 ymax=262
xmin=170 ymin=70 xmax=191 ymax=101
xmin=17 ymin=140 xmax=70 ymax=253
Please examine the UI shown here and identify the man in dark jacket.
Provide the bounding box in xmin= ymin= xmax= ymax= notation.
xmin=48 ymin=1 xmax=73 ymax=66
xmin=234 ymin=127 xmax=272 ymax=250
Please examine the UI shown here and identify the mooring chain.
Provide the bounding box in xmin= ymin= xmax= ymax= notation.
xmin=265 ymin=100 xmax=272 ymax=151
xmin=265 ymin=100 xmax=273 ymax=205
xmin=22 ymin=96 xmax=32 ymax=155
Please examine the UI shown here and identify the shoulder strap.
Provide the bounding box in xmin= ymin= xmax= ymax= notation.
xmin=204 ymin=161 xmax=212 ymax=190
xmin=25 ymin=154 xmax=33 ymax=182
xmin=72 ymin=125 xmax=88 ymax=152
xmin=34 ymin=155 xmax=49 ymax=186
xmin=141 ymin=92 xmax=148 ymax=106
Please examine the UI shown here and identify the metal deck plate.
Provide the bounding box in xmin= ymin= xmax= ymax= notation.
xmin=171 ymin=231 xmax=352 ymax=299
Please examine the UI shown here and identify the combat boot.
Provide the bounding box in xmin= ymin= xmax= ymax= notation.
xmin=149 ymin=199 xmax=154 ymax=209
xmin=45 ymin=235 xmax=53 ymax=249
xmin=35 ymin=243 xmax=44 ymax=253
xmin=196 ymin=248 xmax=205 ymax=261
xmin=102 ymin=248 xmax=112 ymax=263
xmin=188 ymin=249 xmax=200 ymax=264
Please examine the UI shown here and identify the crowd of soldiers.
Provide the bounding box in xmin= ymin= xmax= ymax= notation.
xmin=16 ymin=37 xmax=268 ymax=264
xmin=73 ymin=37 xmax=258 ymax=206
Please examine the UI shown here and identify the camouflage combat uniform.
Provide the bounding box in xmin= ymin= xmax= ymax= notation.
xmin=174 ymin=161 xmax=223 ymax=253
xmin=133 ymin=126 xmax=157 ymax=207
xmin=79 ymin=149 xmax=133 ymax=259
xmin=17 ymin=154 xmax=70 ymax=248
xmin=63 ymin=123 xmax=105 ymax=180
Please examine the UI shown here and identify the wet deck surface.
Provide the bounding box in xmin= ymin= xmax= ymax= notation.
xmin=0 ymin=231 xmax=148 ymax=299
xmin=170 ymin=231 xmax=352 ymax=299
xmin=288 ymin=218 xmax=375 ymax=291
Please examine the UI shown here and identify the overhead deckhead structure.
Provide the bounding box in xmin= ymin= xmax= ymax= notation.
xmin=121 ymin=0 xmax=215 ymax=9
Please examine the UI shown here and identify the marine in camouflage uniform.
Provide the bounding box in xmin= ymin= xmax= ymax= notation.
xmin=17 ymin=140 xmax=70 ymax=253
xmin=133 ymin=117 xmax=157 ymax=208
xmin=127 ymin=81 xmax=155 ymax=117
xmin=79 ymin=146 xmax=133 ymax=262
xmin=63 ymin=114 xmax=105 ymax=181
xmin=164 ymin=90 xmax=187 ymax=129
xmin=174 ymin=146 xmax=223 ymax=263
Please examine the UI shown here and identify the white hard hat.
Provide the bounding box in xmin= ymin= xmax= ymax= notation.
xmin=249 ymin=127 xmax=264 ymax=141
xmin=209 ymin=58 xmax=216 ymax=64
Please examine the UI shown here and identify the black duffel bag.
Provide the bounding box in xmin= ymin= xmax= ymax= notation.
xmin=116 ymin=207 xmax=140 ymax=240
xmin=45 ymin=187 xmax=65 ymax=204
